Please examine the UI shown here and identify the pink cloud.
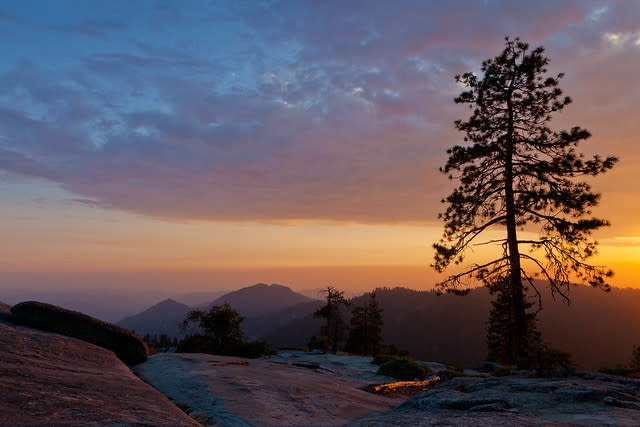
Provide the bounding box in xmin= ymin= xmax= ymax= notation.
xmin=0 ymin=1 xmax=638 ymax=228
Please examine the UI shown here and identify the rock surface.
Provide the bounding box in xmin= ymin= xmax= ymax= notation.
xmin=11 ymin=300 xmax=148 ymax=365
xmin=369 ymin=374 xmax=640 ymax=426
xmin=0 ymin=321 xmax=200 ymax=426
xmin=135 ymin=351 xmax=407 ymax=426
xmin=137 ymin=351 xmax=640 ymax=426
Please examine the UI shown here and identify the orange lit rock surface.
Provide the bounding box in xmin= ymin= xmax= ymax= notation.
xmin=137 ymin=351 xmax=640 ymax=426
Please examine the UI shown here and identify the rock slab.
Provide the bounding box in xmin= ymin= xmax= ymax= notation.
xmin=135 ymin=352 xmax=406 ymax=426
xmin=0 ymin=321 xmax=200 ymax=426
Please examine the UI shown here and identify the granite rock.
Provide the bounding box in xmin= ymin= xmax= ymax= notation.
xmin=0 ymin=321 xmax=200 ymax=426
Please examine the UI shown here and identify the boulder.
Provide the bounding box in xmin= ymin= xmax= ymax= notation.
xmin=11 ymin=301 xmax=148 ymax=365
xmin=0 ymin=301 xmax=13 ymax=322
xmin=0 ymin=301 xmax=11 ymax=313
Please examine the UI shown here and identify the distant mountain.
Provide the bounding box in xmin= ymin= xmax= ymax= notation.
xmin=1 ymin=288 xmax=174 ymax=323
xmin=119 ymin=283 xmax=314 ymax=339
xmin=118 ymin=299 xmax=190 ymax=338
xmin=116 ymin=282 xmax=640 ymax=370
xmin=174 ymin=290 xmax=229 ymax=307
xmin=264 ymin=287 xmax=489 ymax=361
xmin=243 ymin=300 xmax=322 ymax=340
xmin=208 ymin=283 xmax=313 ymax=317
xmin=298 ymin=288 xmax=364 ymax=300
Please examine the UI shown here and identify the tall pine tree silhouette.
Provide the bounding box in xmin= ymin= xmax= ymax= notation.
xmin=433 ymin=37 xmax=617 ymax=367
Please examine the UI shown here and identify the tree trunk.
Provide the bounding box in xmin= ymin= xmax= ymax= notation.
xmin=504 ymin=90 xmax=529 ymax=368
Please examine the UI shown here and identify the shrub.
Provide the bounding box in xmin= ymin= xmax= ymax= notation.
xmin=308 ymin=335 xmax=329 ymax=351
xmin=377 ymin=358 xmax=433 ymax=380
xmin=372 ymin=353 xmax=409 ymax=366
xmin=599 ymin=366 xmax=637 ymax=377
xmin=278 ymin=346 xmax=307 ymax=352
xmin=599 ymin=346 xmax=640 ymax=378
xmin=535 ymin=347 xmax=575 ymax=377
xmin=176 ymin=335 xmax=274 ymax=358
xmin=490 ymin=366 xmax=517 ymax=377
xmin=178 ymin=303 xmax=274 ymax=358
xmin=176 ymin=334 xmax=215 ymax=354
xmin=383 ymin=344 xmax=411 ymax=357
xmin=229 ymin=339 xmax=276 ymax=359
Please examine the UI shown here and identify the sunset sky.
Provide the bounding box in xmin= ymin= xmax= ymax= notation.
xmin=1 ymin=1 xmax=639 ymax=293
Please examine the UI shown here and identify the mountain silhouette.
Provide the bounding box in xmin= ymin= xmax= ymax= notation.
xmin=207 ymin=283 xmax=313 ymax=317
xmin=118 ymin=283 xmax=313 ymax=339
xmin=267 ymin=285 xmax=640 ymax=369
xmin=118 ymin=283 xmax=640 ymax=370
xmin=118 ymin=298 xmax=190 ymax=338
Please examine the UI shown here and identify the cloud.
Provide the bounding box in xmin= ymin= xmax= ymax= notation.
xmin=0 ymin=1 xmax=638 ymax=226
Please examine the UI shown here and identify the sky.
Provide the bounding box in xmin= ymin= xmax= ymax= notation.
xmin=0 ymin=0 xmax=639 ymax=294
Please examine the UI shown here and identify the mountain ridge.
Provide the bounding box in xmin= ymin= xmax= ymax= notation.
xmin=117 ymin=283 xmax=313 ymax=338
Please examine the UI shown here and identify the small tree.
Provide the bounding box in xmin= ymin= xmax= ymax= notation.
xmin=486 ymin=276 xmax=540 ymax=365
xmin=433 ymin=37 xmax=617 ymax=367
xmin=314 ymin=286 xmax=350 ymax=353
xmin=346 ymin=291 xmax=384 ymax=356
xmin=182 ymin=302 xmax=244 ymax=353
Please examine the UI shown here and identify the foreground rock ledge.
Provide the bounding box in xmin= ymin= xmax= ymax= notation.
xmin=0 ymin=322 xmax=200 ymax=426
xmin=135 ymin=352 xmax=408 ymax=426
xmin=136 ymin=351 xmax=640 ymax=426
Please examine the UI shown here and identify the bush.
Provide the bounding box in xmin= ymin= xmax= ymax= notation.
xmin=599 ymin=366 xmax=638 ymax=377
xmin=599 ymin=345 xmax=640 ymax=377
xmin=490 ymin=366 xmax=517 ymax=377
xmin=372 ymin=353 xmax=409 ymax=366
xmin=383 ymin=344 xmax=411 ymax=357
xmin=176 ymin=334 xmax=215 ymax=354
xmin=229 ymin=339 xmax=276 ymax=359
xmin=176 ymin=335 xmax=274 ymax=358
xmin=178 ymin=303 xmax=274 ymax=359
xmin=535 ymin=347 xmax=575 ymax=377
xmin=278 ymin=346 xmax=307 ymax=352
xmin=377 ymin=358 xmax=433 ymax=380
xmin=308 ymin=335 xmax=329 ymax=351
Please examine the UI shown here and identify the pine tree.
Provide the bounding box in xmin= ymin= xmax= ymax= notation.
xmin=346 ymin=291 xmax=384 ymax=355
xmin=486 ymin=277 xmax=540 ymax=365
xmin=433 ymin=37 xmax=617 ymax=367
xmin=314 ymin=286 xmax=350 ymax=353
